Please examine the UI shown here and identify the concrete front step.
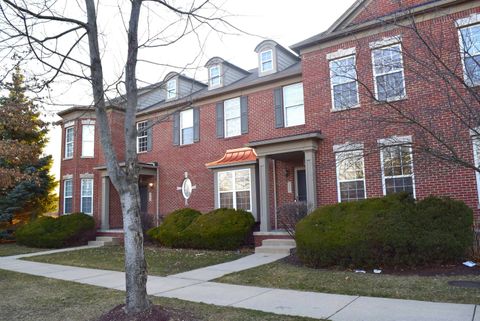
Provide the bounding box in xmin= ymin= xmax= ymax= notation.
xmin=255 ymin=238 xmax=296 ymax=255
xmin=262 ymin=239 xmax=296 ymax=247
xmin=88 ymin=236 xmax=121 ymax=247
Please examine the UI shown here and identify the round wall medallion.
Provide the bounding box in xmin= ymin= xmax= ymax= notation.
xmin=181 ymin=178 xmax=192 ymax=200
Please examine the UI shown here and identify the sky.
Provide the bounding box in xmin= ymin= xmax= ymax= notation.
xmin=42 ymin=0 xmax=357 ymax=185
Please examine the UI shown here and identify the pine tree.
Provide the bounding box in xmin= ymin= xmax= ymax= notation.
xmin=0 ymin=66 xmax=57 ymax=228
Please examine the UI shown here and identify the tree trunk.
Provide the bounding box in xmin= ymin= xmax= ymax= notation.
xmin=120 ymin=182 xmax=150 ymax=313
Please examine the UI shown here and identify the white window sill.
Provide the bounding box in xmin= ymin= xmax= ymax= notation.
xmin=81 ymin=156 xmax=95 ymax=159
xmin=63 ymin=157 xmax=74 ymax=161
xmin=224 ymin=134 xmax=242 ymax=139
xmin=375 ymin=95 xmax=407 ymax=103
xmin=284 ymin=123 xmax=306 ymax=129
xmin=137 ymin=151 xmax=148 ymax=154
xmin=331 ymin=105 xmax=361 ymax=113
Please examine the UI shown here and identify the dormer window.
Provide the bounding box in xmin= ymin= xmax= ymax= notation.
xmin=167 ymin=78 xmax=177 ymax=100
xmin=209 ymin=65 xmax=221 ymax=88
xmin=260 ymin=49 xmax=273 ymax=72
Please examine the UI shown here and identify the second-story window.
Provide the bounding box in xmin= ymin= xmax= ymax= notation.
xmin=330 ymin=55 xmax=359 ymax=110
xmin=224 ymin=97 xmax=241 ymax=138
xmin=167 ymin=78 xmax=177 ymax=99
xmin=260 ymin=49 xmax=273 ymax=72
xmin=180 ymin=109 xmax=194 ymax=145
xmin=136 ymin=121 xmax=148 ymax=153
xmin=81 ymin=124 xmax=95 ymax=157
xmin=209 ymin=65 xmax=221 ymax=87
xmin=372 ymin=43 xmax=406 ymax=101
xmin=283 ymin=83 xmax=305 ymax=127
xmin=459 ymin=24 xmax=480 ymax=86
xmin=65 ymin=126 xmax=74 ymax=159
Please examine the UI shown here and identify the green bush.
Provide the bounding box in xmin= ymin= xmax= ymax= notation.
xmin=16 ymin=213 xmax=95 ymax=248
xmin=147 ymin=208 xmax=201 ymax=247
xmin=296 ymin=193 xmax=473 ymax=268
xmin=182 ymin=208 xmax=255 ymax=250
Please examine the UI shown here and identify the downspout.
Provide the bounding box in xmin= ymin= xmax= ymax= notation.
xmin=156 ymin=166 xmax=159 ymax=227
xmin=273 ymin=160 xmax=278 ymax=230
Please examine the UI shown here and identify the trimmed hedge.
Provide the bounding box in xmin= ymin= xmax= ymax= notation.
xmin=16 ymin=213 xmax=95 ymax=248
xmin=183 ymin=208 xmax=255 ymax=250
xmin=296 ymin=193 xmax=473 ymax=268
xmin=147 ymin=208 xmax=201 ymax=247
xmin=149 ymin=208 xmax=255 ymax=250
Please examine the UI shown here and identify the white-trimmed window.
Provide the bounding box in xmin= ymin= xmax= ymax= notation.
xmin=330 ymin=55 xmax=359 ymax=110
xmin=381 ymin=144 xmax=415 ymax=196
xmin=167 ymin=78 xmax=177 ymax=99
xmin=80 ymin=178 xmax=93 ymax=215
xmin=224 ymin=97 xmax=241 ymax=138
xmin=218 ymin=168 xmax=251 ymax=211
xmin=260 ymin=49 xmax=273 ymax=72
xmin=63 ymin=179 xmax=73 ymax=214
xmin=136 ymin=121 xmax=148 ymax=153
xmin=81 ymin=124 xmax=95 ymax=157
xmin=336 ymin=150 xmax=366 ymax=202
xmin=372 ymin=43 xmax=406 ymax=101
xmin=459 ymin=24 xmax=480 ymax=86
xmin=65 ymin=126 xmax=74 ymax=159
xmin=180 ymin=109 xmax=194 ymax=145
xmin=209 ymin=65 xmax=221 ymax=87
xmin=283 ymin=82 xmax=305 ymax=127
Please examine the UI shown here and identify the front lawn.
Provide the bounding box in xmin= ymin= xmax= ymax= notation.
xmin=0 ymin=243 xmax=48 ymax=257
xmin=0 ymin=269 xmax=319 ymax=321
xmin=216 ymin=259 xmax=480 ymax=304
xmin=24 ymin=245 xmax=250 ymax=276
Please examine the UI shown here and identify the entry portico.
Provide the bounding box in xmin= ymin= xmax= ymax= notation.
xmin=247 ymin=132 xmax=323 ymax=232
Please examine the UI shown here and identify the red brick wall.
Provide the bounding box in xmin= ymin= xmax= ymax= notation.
xmin=351 ymin=0 xmax=431 ymax=25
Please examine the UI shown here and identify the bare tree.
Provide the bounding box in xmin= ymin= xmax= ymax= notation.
xmin=0 ymin=0 xmax=239 ymax=314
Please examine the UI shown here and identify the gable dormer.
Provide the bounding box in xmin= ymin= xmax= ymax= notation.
xmin=163 ymin=72 xmax=207 ymax=100
xmin=164 ymin=72 xmax=179 ymax=101
xmin=205 ymin=57 xmax=250 ymax=90
xmin=254 ymin=40 xmax=300 ymax=77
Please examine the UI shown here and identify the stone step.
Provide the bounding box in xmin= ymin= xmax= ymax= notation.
xmin=255 ymin=245 xmax=295 ymax=255
xmin=88 ymin=240 xmax=107 ymax=246
xmin=95 ymin=236 xmax=121 ymax=244
xmin=262 ymin=239 xmax=296 ymax=247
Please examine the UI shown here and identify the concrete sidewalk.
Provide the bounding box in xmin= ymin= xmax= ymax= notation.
xmin=0 ymin=251 xmax=478 ymax=321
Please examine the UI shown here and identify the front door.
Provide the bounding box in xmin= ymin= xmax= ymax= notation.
xmin=139 ymin=185 xmax=149 ymax=215
xmin=296 ymin=169 xmax=307 ymax=202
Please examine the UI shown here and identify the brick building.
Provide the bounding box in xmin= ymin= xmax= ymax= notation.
xmin=58 ymin=0 xmax=480 ymax=241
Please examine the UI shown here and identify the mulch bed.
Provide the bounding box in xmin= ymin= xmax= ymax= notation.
xmin=283 ymin=252 xmax=480 ymax=277
xmin=97 ymin=304 xmax=201 ymax=321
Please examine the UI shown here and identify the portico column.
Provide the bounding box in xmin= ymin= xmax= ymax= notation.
xmin=259 ymin=155 xmax=271 ymax=232
xmin=304 ymin=149 xmax=317 ymax=211
xmin=101 ymin=176 xmax=110 ymax=230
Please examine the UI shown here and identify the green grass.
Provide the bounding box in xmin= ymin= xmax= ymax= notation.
xmin=0 ymin=243 xmax=48 ymax=257
xmin=0 ymin=269 xmax=320 ymax=321
xmin=23 ymin=245 xmax=250 ymax=276
xmin=216 ymin=260 xmax=480 ymax=304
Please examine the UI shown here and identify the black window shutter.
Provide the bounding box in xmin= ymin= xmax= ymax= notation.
xmin=147 ymin=120 xmax=153 ymax=151
xmin=240 ymin=96 xmax=249 ymax=134
xmin=216 ymin=101 xmax=224 ymax=138
xmin=274 ymin=87 xmax=284 ymax=128
xmin=173 ymin=112 xmax=180 ymax=146
xmin=193 ymin=107 xmax=200 ymax=142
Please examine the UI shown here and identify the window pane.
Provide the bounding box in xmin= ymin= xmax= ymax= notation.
xmin=333 ymin=82 xmax=358 ymax=110
xmin=180 ymin=109 xmax=193 ymax=128
xmin=81 ymin=179 xmax=93 ymax=196
xmin=220 ymin=192 xmax=234 ymax=208
xmin=461 ymin=25 xmax=480 ymax=56
xmin=465 ymin=55 xmax=480 ymax=85
xmin=376 ymin=71 xmax=405 ymax=101
xmin=283 ymin=83 xmax=304 ymax=108
xmin=339 ymin=181 xmax=365 ymax=202
xmin=385 ymin=177 xmax=414 ymax=195
xmin=235 ymin=169 xmax=250 ymax=190
xmin=330 ymin=56 xmax=356 ymax=85
xmin=236 ymin=191 xmax=251 ymax=210
xmin=64 ymin=180 xmax=72 ymax=197
xmin=373 ymin=45 xmax=403 ymax=75
xmin=81 ymin=197 xmax=92 ymax=214
xmin=218 ymin=171 xmax=233 ymax=192
xmin=337 ymin=151 xmax=364 ymax=181
xmin=285 ymin=105 xmax=305 ymax=127
xmin=224 ymin=98 xmax=241 ymax=119
xmin=64 ymin=198 xmax=73 ymax=214
xmin=182 ymin=127 xmax=193 ymax=145
xmin=225 ymin=118 xmax=241 ymax=137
